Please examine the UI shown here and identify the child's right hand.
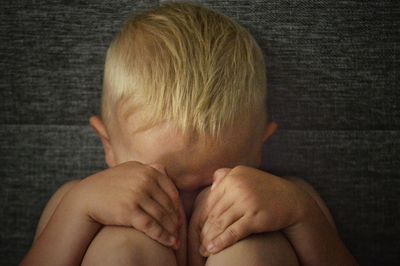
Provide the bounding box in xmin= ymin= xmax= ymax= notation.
xmin=69 ymin=161 xmax=183 ymax=249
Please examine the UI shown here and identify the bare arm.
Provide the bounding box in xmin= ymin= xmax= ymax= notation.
xmin=21 ymin=161 xmax=183 ymax=266
xmin=21 ymin=180 xmax=102 ymax=266
xmin=284 ymin=177 xmax=358 ymax=266
xmin=198 ymin=167 xmax=357 ymax=266
xmin=33 ymin=180 xmax=80 ymax=242
xmin=285 ymin=177 xmax=337 ymax=231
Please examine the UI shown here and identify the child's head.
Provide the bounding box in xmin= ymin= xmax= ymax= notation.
xmin=90 ymin=2 xmax=277 ymax=192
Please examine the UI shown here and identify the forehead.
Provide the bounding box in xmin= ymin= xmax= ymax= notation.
xmin=127 ymin=117 xmax=246 ymax=163
xmin=120 ymin=110 xmax=254 ymax=166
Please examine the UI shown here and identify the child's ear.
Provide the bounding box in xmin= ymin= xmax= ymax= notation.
xmin=262 ymin=121 xmax=278 ymax=143
xmin=89 ymin=116 xmax=116 ymax=168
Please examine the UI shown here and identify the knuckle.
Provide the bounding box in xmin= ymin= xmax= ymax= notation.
xmin=225 ymin=227 xmax=238 ymax=243
xmin=142 ymin=217 xmax=155 ymax=230
xmin=214 ymin=219 xmax=224 ymax=231
xmin=156 ymin=208 xmax=167 ymax=220
xmin=208 ymin=213 xmax=216 ymax=221
xmin=207 ymin=217 xmax=224 ymax=230
xmin=153 ymin=226 xmax=164 ymax=239
xmin=232 ymin=165 xmax=247 ymax=173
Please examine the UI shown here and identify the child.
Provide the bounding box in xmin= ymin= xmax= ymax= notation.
xmin=21 ymin=2 xmax=357 ymax=265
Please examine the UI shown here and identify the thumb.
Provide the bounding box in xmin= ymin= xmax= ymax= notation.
xmin=211 ymin=168 xmax=231 ymax=190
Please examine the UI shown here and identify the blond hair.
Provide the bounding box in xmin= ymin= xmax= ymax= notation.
xmin=101 ymin=1 xmax=267 ymax=143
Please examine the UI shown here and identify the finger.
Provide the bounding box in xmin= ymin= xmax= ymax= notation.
xmin=203 ymin=215 xmax=250 ymax=256
xmin=211 ymin=168 xmax=231 ymax=190
xmin=131 ymin=206 xmax=177 ymax=248
xmin=200 ymin=204 xmax=241 ymax=254
xmin=148 ymin=181 xmax=180 ymax=227
xmin=188 ymin=211 xmax=207 ymax=265
xmin=151 ymin=165 xmax=182 ymax=223
xmin=201 ymin=198 xmax=234 ymax=241
xmin=157 ymin=177 xmax=184 ymax=227
xmin=199 ymin=182 xmax=226 ymax=228
xmin=139 ymin=196 xmax=178 ymax=237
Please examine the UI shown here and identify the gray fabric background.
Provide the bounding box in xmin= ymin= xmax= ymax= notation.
xmin=1 ymin=0 xmax=399 ymax=265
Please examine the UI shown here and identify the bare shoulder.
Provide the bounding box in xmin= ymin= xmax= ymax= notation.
xmin=284 ymin=176 xmax=337 ymax=231
xmin=33 ymin=180 xmax=81 ymax=242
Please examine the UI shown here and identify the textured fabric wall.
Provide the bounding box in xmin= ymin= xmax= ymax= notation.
xmin=1 ymin=0 xmax=399 ymax=265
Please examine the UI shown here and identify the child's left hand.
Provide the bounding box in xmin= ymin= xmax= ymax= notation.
xmin=198 ymin=165 xmax=310 ymax=256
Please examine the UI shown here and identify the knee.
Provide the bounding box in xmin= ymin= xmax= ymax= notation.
xmin=81 ymin=226 xmax=177 ymax=266
xmin=206 ymin=231 xmax=299 ymax=266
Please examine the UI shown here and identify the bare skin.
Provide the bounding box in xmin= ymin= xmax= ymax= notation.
xmin=22 ymin=108 xmax=357 ymax=265
xmin=31 ymin=173 xmax=336 ymax=266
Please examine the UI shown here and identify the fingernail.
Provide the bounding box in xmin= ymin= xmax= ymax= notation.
xmin=211 ymin=182 xmax=216 ymax=190
xmin=173 ymin=239 xmax=180 ymax=250
xmin=207 ymin=243 xmax=216 ymax=253
xmin=199 ymin=245 xmax=208 ymax=257
xmin=168 ymin=236 xmax=176 ymax=245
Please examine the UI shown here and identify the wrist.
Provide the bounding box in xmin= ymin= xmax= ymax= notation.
xmin=286 ymin=179 xmax=320 ymax=227
xmin=61 ymin=179 xmax=99 ymax=226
